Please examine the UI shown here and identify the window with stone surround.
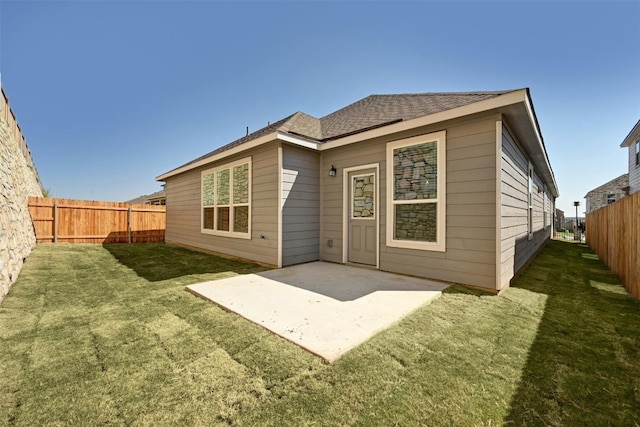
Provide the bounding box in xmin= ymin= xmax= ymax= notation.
xmin=201 ymin=157 xmax=251 ymax=238
xmin=386 ymin=131 xmax=446 ymax=252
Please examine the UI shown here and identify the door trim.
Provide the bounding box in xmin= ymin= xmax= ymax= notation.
xmin=342 ymin=163 xmax=379 ymax=268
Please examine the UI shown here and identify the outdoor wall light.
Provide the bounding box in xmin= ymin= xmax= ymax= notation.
xmin=329 ymin=165 xmax=337 ymax=177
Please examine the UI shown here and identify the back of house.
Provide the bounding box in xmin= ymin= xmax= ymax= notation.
xmin=157 ymin=88 xmax=558 ymax=293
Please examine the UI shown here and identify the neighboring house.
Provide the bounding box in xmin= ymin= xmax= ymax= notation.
xmin=157 ymin=89 xmax=558 ymax=293
xmin=620 ymin=119 xmax=640 ymax=194
xmin=126 ymin=189 xmax=166 ymax=205
xmin=147 ymin=189 xmax=167 ymax=205
xmin=584 ymin=174 xmax=629 ymax=213
xmin=555 ymin=208 xmax=565 ymax=231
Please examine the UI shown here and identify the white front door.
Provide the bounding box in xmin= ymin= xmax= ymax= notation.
xmin=348 ymin=169 xmax=377 ymax=266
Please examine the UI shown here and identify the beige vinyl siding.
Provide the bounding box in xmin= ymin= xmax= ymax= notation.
xmin=499 ymin=124 xmax=550 ymax=289
xmin=629 ymin=143 xmax=640 ymax=194
xmin=281 ymin=144 xmax=320 ymax=266
xmin=165 ymin=142 xmax=279 ymax=266
xmin=320 ymin=114 xmax=498 ymax=290
xmin=382 ymin=116 xmax=497 ymax=289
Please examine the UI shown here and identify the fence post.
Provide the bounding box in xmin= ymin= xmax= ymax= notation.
xmin=127 ymin=207 xmax=132 ymax=244
xmin=53 ymin=202 xmax=58 ymax=243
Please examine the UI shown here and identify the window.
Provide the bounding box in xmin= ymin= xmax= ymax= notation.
xmin=607 ymin=193 xmax=616 ymax=204
xmin=542 ymin=185 xmax=548 ymax=229
xmin=635 ymin=139 xmax=639 ymax=167
xmin=352 ymin=174 xmax=375 ymax=219
xmin=386 ymin=131 xmax=446 ymax=251
xmin=201 ymin=157 xmax=251 ymax=238
xmin=528 ymin=163 xmax=533 ymax=240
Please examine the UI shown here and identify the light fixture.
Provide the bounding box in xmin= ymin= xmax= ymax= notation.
xmin=329 ymin=165 xmax=337 ymax=177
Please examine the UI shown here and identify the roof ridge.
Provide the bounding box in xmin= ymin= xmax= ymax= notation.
xmin=366 ymin=89 xmax=521 ymax=97
xmin=275 ymin=111 xmax=304 ymax=133
xmin=283 ymin=111 xmax=316 ymax=128
xmin=282 ymin=111 xmax=323 ymax=139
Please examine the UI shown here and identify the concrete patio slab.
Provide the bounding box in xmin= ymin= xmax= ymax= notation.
xmin=186 ymin=262 xmax=449 ymax=362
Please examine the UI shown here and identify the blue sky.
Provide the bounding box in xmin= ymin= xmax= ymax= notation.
xmin=1 ymin=0 xmax=639 ymax=216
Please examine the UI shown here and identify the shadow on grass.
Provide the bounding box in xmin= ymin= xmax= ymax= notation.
xmin=102 ymin=243 xmax=268 ymax=282
xmin=505 ymin=240 xmax=640 ymax=425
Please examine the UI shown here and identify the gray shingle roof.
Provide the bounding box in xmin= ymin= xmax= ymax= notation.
xmin=178 ymin=113 xmax=297 ymax=170
xmin=126 ymin=189 xmax=166 ymax=204
xmin=165 ymin=90 xmax=517 ymax=175
xmin=318 ymin=91 xmax=514 ymax=141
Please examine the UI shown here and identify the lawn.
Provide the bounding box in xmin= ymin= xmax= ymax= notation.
xmin=1 ymin=241 xmax=639 ymax=426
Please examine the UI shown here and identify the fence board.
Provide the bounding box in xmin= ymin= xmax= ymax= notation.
xmin=586 ymin=191 xmax=640 ymax=299
xmin=28 ymin=197 xmax=166 ymax=244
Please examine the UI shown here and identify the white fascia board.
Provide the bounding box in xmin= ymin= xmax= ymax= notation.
xmin=620 ymin=119 xmax=640 ymax=147
xmin=156 ymin=131 xmax=320 ymax=181
xmin=523 ymin=92 xmax=560 ymax=198
xmin=276 ymin=132 xmax=320 ymax=150
xmin=156 ymin=131 xmax=280 ymax=181
xmin=319 ymin=89 xmax=528 ymax=150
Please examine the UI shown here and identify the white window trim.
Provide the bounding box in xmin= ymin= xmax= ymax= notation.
xmin=528 ymin=162 xmax=533 ymax=240
xmin=385 ymin=131 xmax=446 ymax=252
xmin=635 ymin=139 xmax=639 ymax=167
xmin=201 ymin=156 xmax=252 ymax=239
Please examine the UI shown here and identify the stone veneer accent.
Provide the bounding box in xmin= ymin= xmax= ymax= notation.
xmin=0 ymin=119 xmax=43 ymax=304
xmin=352 ymin=174 xmax=374 ymax=218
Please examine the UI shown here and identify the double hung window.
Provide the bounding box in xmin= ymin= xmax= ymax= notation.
xmin=201 ymin=157 xmax=251 ymax=238
xmin=386 ymin=131 xmax=446 ymax=251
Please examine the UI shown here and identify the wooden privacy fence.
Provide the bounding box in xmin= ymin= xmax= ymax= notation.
xmin=28 ymin=197 xmax=166 ymax=244
xmin=586 ymin=191 xmax=640 ymax=299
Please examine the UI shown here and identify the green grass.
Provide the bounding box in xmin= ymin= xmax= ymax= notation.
xmin=554 ymin=230 xmax=585 ymax=242
xmin=1 ymin=241 xmax=639 ymax=426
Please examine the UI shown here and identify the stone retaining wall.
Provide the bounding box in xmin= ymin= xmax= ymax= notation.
xmin=0 ymin=114 xmax=43 ymax=304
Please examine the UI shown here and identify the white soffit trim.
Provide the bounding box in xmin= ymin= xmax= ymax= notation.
xmin=320 ymin=89 xmax=527 ymax=150
xmin=157 ymin=89 xmax=535 ymax=181
xmin=620 ymin=120 xmax=640 ymax=147
xmin=156 ymin=131 xmax=320 ymax=181
xmin=523 ymin=93 xmax=559 ymax=197
xmin=524 ymin=95 xmax=553 ymax=177
xmin=276 ymin=132 xmax=320 ymax=150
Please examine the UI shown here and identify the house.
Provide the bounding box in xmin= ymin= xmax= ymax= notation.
xmin=147 ymin=189 xmax=167 ymax=205
xmin=620 ymin=119 xmax=640 ymax=194
xmin=157 ymin=89 xmax=558 ymax=293
xmin=584 ymin=174 xmax=629 ymax=213
xmin=126 ymin=188 xmax=166 ymax=205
